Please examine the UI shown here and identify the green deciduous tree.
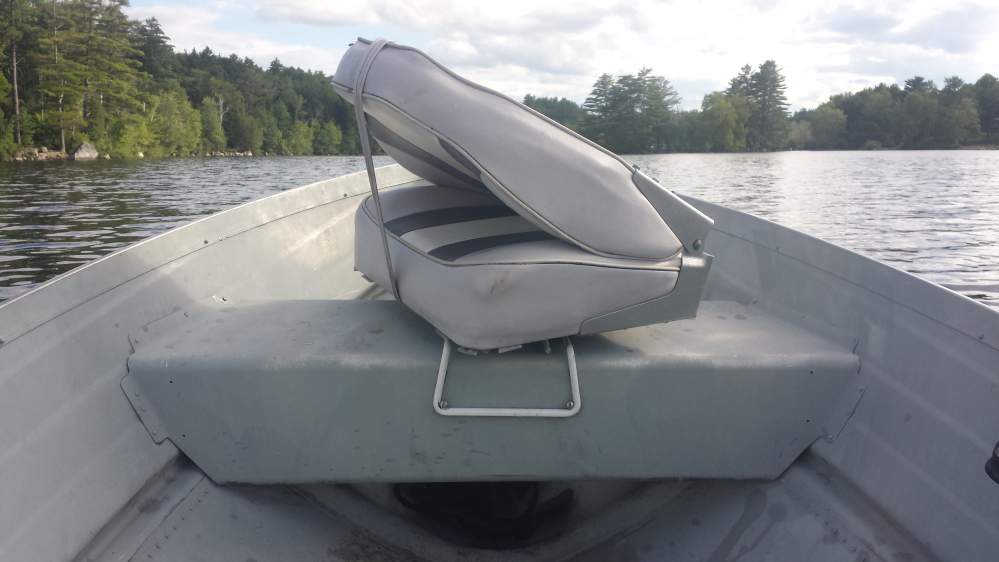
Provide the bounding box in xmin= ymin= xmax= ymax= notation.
xmin=787 ymin=120 xmax=811 ymax=150
xmin=808 ymin=103 xmax=847 ymax=148
xmin=285 ymin=120 xmax=312 ymax=155
xmin=937 ymin=97 xmax=981 ymax=145
xmin=903 ymin=90 xmax=938 ymax=143
xmin=259 ymin=110 xmax=282 ymax=154
xmin=860 ymin=87 xmax=909 ymax=148
xmin=228 ymin=110 xmax=262 ymax=153
xmin=698 ymin=91 xmax=750 ymax=152
xmin=198 ymin=95 xmax=225 ymax=152
xmin=523 ymin=94 xmax=583 ymax=130
xmin=311 ymin=119 xmax=341 ymax=155
xmin=148 ymin=90 xmax=200 ymax=155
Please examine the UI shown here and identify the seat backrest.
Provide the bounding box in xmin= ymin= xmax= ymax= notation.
xmin=332 ymin=39 xmax=713 ymax=262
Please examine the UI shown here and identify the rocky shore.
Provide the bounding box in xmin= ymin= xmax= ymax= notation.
xmin=7 ymin=143 xmax=260 ymax=162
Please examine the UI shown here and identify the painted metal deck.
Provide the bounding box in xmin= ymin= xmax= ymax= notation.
xmin=78 ymin=452 xmax=935 ymax=562
xmin=122 ymin=298 xmax=860 ymax=483
xmin=4 ymin=165 xmax=997 ymax=561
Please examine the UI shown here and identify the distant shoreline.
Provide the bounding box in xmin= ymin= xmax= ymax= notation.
xmin=5 ymin=145 xmax=996 ymax=163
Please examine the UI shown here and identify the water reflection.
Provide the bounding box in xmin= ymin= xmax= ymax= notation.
xmin=0 ymin=156 xmax=391 ymax=300
xmin=2 ymin=151 xmax=997 ymax=307
xmin=631 ymin=151 xmax=999 ymax=307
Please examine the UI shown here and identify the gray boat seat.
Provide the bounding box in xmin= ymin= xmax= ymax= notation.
xmin=334 ymin=38 xmax=715 ymax=350
xmin=355 ymin=182 xmax=683 ymax=350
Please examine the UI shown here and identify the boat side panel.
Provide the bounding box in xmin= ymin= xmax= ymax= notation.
xmin=688 ymin=197 xmax=999 ymax=562
xmin=0 ymin=166 xmax=419 ymax=562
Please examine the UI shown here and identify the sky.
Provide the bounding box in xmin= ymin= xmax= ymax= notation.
xmin=125 ymin=0 xmax=999 ymax=111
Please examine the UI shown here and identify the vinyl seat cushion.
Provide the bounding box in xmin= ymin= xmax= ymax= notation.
xmin=355 ymin=183 xmax=681 ymax=350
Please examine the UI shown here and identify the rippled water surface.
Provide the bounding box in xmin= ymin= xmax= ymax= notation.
xmin=0 ymin=156 xmax=391 ymax=301
xmin=631 ymin=151 xmax=999 ymax=307
xmin=1 ymin=151 xmax=997 ymax=306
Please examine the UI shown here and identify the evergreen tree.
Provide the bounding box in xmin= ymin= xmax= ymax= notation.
xmin=0 ymin=0 xmax=993 ymax=158
xmin=136 ymin=17 xmax=177 ymax=79
xmin=34 ymin=0 xmax=88 ymax=152
xmin=77 ymin=0 xmax=144 ymax=154
xmin=748 ymin=60 xmax=789 ymax=150
xmin=975 ymin=74 xmax=999 ymax=142
xmin=940 ymin=76 xmax=973 ymax=107
xmin=581 ymin=73 xmax=613 ymax=146
xmin=904 ymin=76 xmax=936 ymax=94
xmin=642 ymin=71 xmax=680 ymax=152
xmin=1 ymin=0 xmax=32 ymax=145
xmin=579 ymin=68 xmax=680 ymax=153
xmin=605 ymin=72 xmax=646 ymax=153
xmin=726 ymin=65 xmax=753 ymax=96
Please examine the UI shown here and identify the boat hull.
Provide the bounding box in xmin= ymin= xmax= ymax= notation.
xmin=1 ymin=164 xmax=997 ymax=561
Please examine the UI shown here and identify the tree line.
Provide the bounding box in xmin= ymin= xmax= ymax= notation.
xmin=3 ymin=1 xmax=997 ymax=160
xmin=526 ymin=64 xmax=999 ymax=153
xmin=0 ymin=0 xmax=361 ymax=159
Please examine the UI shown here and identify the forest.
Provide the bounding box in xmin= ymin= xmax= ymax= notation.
xmin=527 ymin=64 xmax=999 ymax=153
xmin=1 ymin=0 xmax=997 ymax=160
xmin=0 ymin=0 xmax=360 ymax=159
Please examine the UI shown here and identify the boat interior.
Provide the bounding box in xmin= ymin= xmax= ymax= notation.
xmin=2 ymin=38 xmax=998 ymax=562
xmin=1 ymin=166 xmax=997 ymax=561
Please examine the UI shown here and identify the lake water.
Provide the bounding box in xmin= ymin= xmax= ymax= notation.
xmin=1 ymin=151 xmax=997 ymax=307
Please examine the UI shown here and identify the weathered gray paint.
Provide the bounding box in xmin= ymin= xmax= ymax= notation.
xmin=123 ymin=298 xmax=860 ymax=483
xmin=579 ymin=254 xmax=712 ymax=335
xmin=0 ymin=166 xmax=418 ymax=562
xmin=631 ymin=169 xmax=713 ymax=255
xmin=1 ymin=164 xmax=997 ymax=561
xmin=687 ymin=196 xmax=999 ymax=562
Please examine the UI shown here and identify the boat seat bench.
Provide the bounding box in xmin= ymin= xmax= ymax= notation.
xmin=123 ymin=298 xmax=862 ymax=485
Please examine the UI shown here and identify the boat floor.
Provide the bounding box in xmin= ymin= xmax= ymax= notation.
xmin=81 ymin=452 xmax=933 ymax=562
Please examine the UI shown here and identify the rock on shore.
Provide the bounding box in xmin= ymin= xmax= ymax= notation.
xmin=70 ymin=142 xmax=99 ymax=160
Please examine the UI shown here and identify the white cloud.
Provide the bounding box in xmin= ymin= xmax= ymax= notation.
xmin=126 ymin=5 xmax=346 ymax=74
xmin=129 ymin=0 xmax=999 ymax=110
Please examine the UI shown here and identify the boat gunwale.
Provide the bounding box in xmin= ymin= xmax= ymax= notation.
xmin=684 ymin=195 xmax=999 ymax=352
xmin=0 ymin=165 xmax=421 ymax=347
